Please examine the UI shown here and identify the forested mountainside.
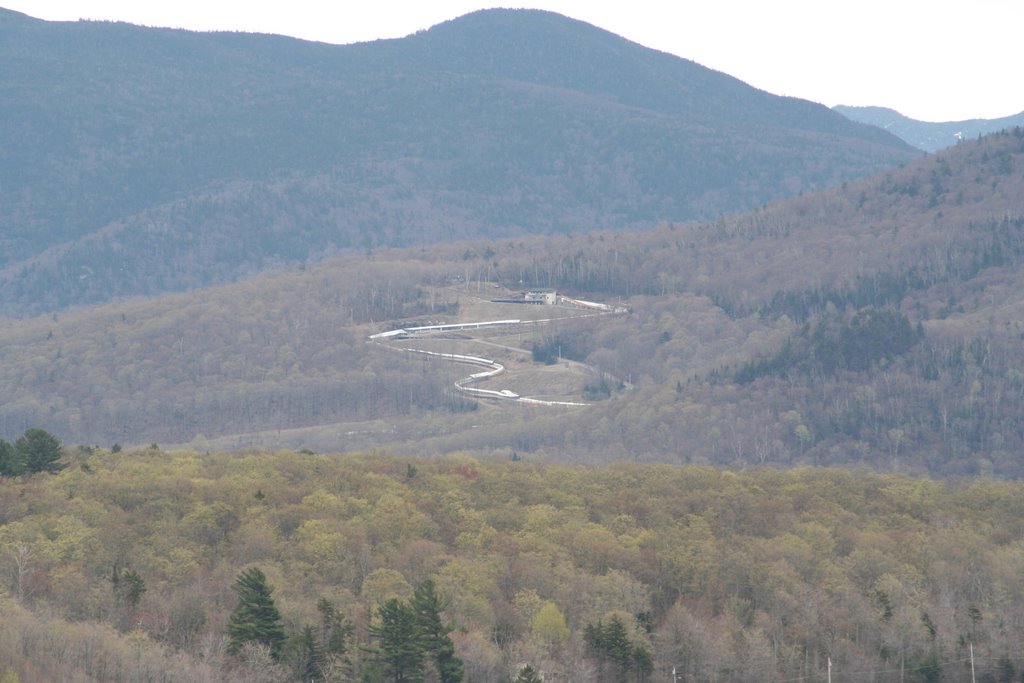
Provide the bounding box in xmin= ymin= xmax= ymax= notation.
xmin=1 ymin=129 xmax=1022 ymax=477
xmin=3 ymin=451 xmax=1024 ymax=682
xmin=835 ymin=104 xmax=1024 ymax=152
xmin=0 ymin=7 xmax=916 ymax=317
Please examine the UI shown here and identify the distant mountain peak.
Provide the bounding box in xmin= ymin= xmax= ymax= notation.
xmin=427 ymin=7 xmax=601 ymax=30
xmin=0 ymin=8 xmax=915 ymax=317
xmin=405 ymin=7 xmax=651 ymax=76
xmin=835 ymin=104 xmax=1024 ymax=152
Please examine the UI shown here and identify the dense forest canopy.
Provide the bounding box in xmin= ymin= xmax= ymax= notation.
xmin=3 ymin=449 xmax=1024 ymax=682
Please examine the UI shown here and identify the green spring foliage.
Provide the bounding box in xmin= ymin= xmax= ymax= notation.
xmin=2 ymin=448 xmax=1024 ymax=681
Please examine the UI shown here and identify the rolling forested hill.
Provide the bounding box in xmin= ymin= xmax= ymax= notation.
xmin=0 ymin=7 xmax=916 ymax=317
xmin=1 ymin=128 xmax=1022 ymax=477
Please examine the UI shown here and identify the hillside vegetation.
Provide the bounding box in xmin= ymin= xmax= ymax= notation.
xmin=3 ymin=450 xmax=1024 ymax=682
xmin=0 ymin=7 xmax=915 ymax=317
xmin=1 ymin=128 xmax=1022 ymax=478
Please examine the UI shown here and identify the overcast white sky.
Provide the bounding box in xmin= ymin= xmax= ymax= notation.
xmin=5 ymin=0 xmax=1022 ymax=122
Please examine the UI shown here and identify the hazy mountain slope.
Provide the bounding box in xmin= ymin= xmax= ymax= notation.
xmin=0 ymin=7 xmax=916 ymax=317
xmin=1 ymin=129 xmax=1021 ymax=478
xmin=835 ymin=104 xmax=1024 ymax=152
xmin=392 ymin=10 xmax=900 ymax=141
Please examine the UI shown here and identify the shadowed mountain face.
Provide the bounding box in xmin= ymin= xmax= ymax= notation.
xmin=0 ymin=7 xmax=916 ymax=317
xmin=835 ymin=104 xmax=1024 ymax=152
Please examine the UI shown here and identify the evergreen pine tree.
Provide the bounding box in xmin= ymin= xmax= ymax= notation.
xmin=227 ymin=567 xmax=286 ymax=660
xmin=411 ymin=580 xmax=463 ymax=683
xmin=14 ymin=428 xmax=64 ymax=474
xmin=111 ymin=566 xmax=147 ymax=609
xmin=317 ymin=597 xmax=352 ymax=677
xmin=632 ymin=644 xmax=654 ymax=682
xmin=584 ymin=620 xmax=608 ymax=679
xmin=584 ymin=615 xmax=641 ymax=682
xmin=602 ymin=616 xmax=635 ymax=677
xmin=0 ymin=439 xmax=23 ymax=477
xmin=317 ymin=597 xmax=350 ymax=656
xmin=368 ymin=598 xmax=426 ymax=682
xmin=514 ymin=664 xmax=544 ymax=683
xmin=287 ymin=625 xmax=325 ymax=683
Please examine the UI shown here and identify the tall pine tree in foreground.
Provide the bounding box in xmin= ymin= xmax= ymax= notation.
xmin=368 ymin=597 xmax=426 ymax=682
xmin=227 ymin=567 xmax=286 ymax=660
xmin=411 ymin=580 xmax=463 ymax=683
xmin=366 ymin=580 xmax=464 ymax=682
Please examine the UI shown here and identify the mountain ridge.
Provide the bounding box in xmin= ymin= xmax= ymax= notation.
xmin=835 ymin=103 xmax=1024 ymax=152
xmin=0 ymin=7 xmax=916 ymax=317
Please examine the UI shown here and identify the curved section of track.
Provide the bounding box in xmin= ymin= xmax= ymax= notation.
xmin=369 ymin=319 xmax=589 ymax=407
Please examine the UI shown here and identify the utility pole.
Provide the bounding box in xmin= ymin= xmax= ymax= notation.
xmin=970 ymin=642 xmax=976 ymax=683
xmin=827 ymin=656 xmax=832 ymax=683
